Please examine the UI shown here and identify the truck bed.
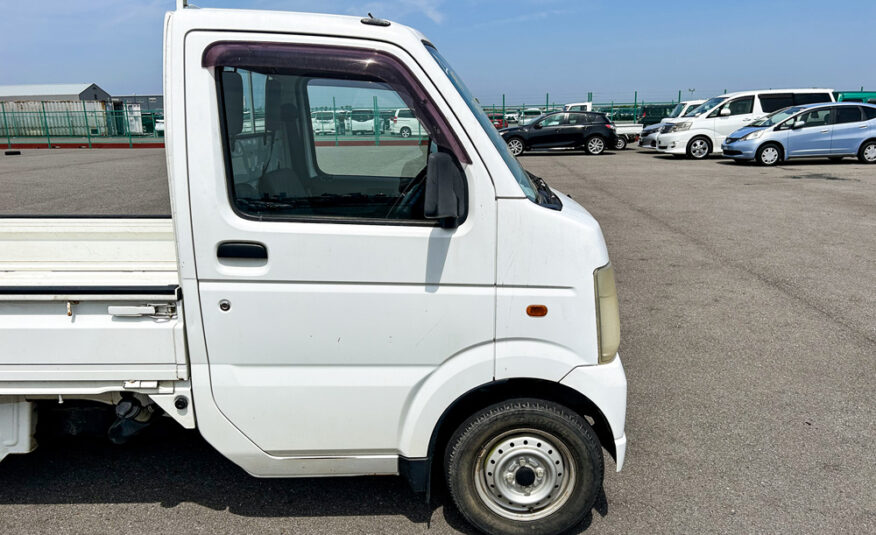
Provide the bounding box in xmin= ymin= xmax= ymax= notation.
xmin=0 ymin=218 xmax=178 ymax=289
xmin=0 ymin=219 xmax=185 ymax=390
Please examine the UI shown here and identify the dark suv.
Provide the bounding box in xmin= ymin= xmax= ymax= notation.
xmin=499 ymin=111 xmax=619 ymax=156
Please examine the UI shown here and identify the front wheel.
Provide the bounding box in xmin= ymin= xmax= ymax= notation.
xmin=686 ymin=136 xmax=711 ymax=159
xmin=445 ymin=399 xmax=604 ymax=535
xmin=506 ymin=137 xmax=525 ymax=156
xmin=756 ymin=143 xmax=782 ymax=166
xmin=614 ymin=136 xmax=627 ymax=150
xmin=400 ymin=127 xmax=412 ymax=138
xmin=585 ymin=136 xmax=606 ymax=155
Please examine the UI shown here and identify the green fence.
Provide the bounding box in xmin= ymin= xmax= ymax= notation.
xmin=0 ymin=104 xmax=164 ymax=148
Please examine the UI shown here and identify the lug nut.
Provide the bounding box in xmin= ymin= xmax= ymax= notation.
xmin=536 ymin=467 xmax=545 ymax=479
xmin=505 ymin=472 xmax=515 ymax=484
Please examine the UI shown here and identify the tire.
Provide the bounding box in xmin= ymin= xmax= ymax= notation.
xmin=400 ymin=127 xmax=412 ymax=138
xmin=506 ymin=137 xmax=525 ymax=156
xmin=686 ymin=136 xmax=711 ymax=159
xmin=445 ymin=399 xmax=604 ymax=535
xmin=755 ymin=143 xmax=782 ymax=166
xmin=614 ymin=136 xmax=627 ymax=150
xmin=858 ymin=140 xmax=876 ymax=163
xmin=585 ymin=135 xmax=606 ymax=155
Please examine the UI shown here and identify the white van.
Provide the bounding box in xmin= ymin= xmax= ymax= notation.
xmin=520 ymin=107 xmax=544 ymax=125
xmin=311 ymin=111 xmax=338 ymax=135
xmin=348 ymin=108 xmax=378 ymax=135
xmin=655 ymin=89 xmax=835 ymax=159
xmin=389 ymin=108 xmax=424 ymax=137
xmin=638 ymin=100 xmax=705 ymax=149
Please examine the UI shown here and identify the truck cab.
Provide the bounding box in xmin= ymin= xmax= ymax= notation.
xmin=0 ymin=4 xmax=627 ymax=534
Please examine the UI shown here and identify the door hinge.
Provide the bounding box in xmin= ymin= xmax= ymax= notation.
xmin=108 ymin=303 xmax=177 ymax=319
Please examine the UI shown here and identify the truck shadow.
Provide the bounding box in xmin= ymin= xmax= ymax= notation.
xmin=0 ymin=422 xmax=606 ymax=533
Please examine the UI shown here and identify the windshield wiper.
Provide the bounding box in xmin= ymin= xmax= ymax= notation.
xmin=526 ymin=171 xmax=562 ymax=211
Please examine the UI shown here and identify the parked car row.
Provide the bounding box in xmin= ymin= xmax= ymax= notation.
xmin=637 ymin=88 xmax=876 ymax=165
xmin=649 ymin=88 xmax=836 ymax=158
xmin=309 ymin=108 xmax=426 ymax=137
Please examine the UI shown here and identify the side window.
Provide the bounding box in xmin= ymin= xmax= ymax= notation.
xmin=796 ymin=108 xmax=832 ymax=128
xmin=759 ymin=94 xmax=793 ymax=113
xmin=794 ymin=93 xmax=832 ymax=105
xmin=864 ymin=107 xmax=876 ymax=120
xmin=834 ymin=107 xmax=863 ymax=124
xmin=568 ymin=113 xmax=589 ymax=125
xmin=539 ymin=114 xmax=565 ymax=127
xmin=213 ymin=43 xmax=470 ymax=224
xmin=726 ymin=97 xmax=754 ymax=116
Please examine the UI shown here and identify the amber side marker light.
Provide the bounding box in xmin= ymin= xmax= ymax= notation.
xmin=526 ymin=305 xmax=548 ymax=317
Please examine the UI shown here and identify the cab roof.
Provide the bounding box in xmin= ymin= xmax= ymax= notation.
xmin=170 ymin=5 xmax=429 ymax=47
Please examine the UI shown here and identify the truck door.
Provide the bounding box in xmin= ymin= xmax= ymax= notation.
xmin=184 ymin=35 xmax=496 ymax=457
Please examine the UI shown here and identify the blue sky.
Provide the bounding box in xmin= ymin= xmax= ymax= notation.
xmin=1 ymin=0 xmax=874 ymax=105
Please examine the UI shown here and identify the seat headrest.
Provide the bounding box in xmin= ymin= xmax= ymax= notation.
xmin=221 ymin=71 xmax=243 ymax=136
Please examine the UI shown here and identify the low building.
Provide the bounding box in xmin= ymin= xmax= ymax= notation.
xmin=0 ymin=83 xmax=111 ymax=102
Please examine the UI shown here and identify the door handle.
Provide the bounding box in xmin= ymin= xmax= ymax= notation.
xmin=217 ymin=242 xmax=268 ymax=260
xmin=820 ymin=129 xmax=829 ymax=134
xmin=858 ymin=125 xmax=868 ymax=129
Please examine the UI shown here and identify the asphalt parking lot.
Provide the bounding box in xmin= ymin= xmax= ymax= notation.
xmin=0 ymin=147 xmax=873 ymax=534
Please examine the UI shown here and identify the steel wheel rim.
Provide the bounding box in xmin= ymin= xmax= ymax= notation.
xmin=473 ymin=429 xmax=576 ymax=521
xmin=588 ymin=138 xmax=604 ymax=154
xmin=401 ymin=128 xmax=411 ymax=138
xmin=761 ymin=146 xmax=779 ymax=165
xmin=508 ymin=139 xmax=523 ymax=156
xmin=691 ymin=139 xmax=708 ymax=158
xmin=865 ymin=144 xmax=876 ymax=162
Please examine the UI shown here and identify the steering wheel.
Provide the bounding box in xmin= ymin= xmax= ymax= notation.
xmin=385 ymin=166 xmax=427 ymax=220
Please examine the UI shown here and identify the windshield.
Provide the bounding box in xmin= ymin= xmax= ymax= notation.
xmin=667 ymin=103 xmax=685 ymax=118
xmin=685 ymin=96 xmax=725 ymax=117
xmin=751 ymin=106 xmax=804 ymax=127
xmin=426 ymin=45 xmax=538 ymax=202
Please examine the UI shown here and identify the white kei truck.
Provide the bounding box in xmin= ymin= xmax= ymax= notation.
xmin=0 ymin=3 xmax=627 ymax=534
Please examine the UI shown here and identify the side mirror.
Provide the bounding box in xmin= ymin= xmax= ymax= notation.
xmin=719 ymin=108 xmax=732 ymax=117
xmin=424 ymin=152 xmax=467 ymax=229
xmin=533 ymin=122 xmax=543 ymax=129
xmin=792 ymin=120 xmax=805 ymax=129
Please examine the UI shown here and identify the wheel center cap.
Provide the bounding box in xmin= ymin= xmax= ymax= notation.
xmin=515 ymin=466 xmax=536 ymax=487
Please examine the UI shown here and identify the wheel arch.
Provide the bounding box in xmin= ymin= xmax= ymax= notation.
xmin=857 ymin=137 xmax=876 ymax=155
xmin=758 ymin=140 xmax=786 ymax=161
xmin=687 ymin=134 xmax=714 ymax=153
xmin=402 ymin=377 xmax=617 ymax=497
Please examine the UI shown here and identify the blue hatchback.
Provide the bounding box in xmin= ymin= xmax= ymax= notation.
xmin=722 ymin=102 xmax=876 ymax=165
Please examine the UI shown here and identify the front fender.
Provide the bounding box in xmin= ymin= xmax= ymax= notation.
xmin=396 ymin=343 xmax=494 ymax=458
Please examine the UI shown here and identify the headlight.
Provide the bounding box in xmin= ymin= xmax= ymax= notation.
xmin=741 ymin=129 xmax=765 ymax=141
xmin=670 ymin=121 xmax=692 ymax=133
xmin=594 ymin=263 xmax=620 ymax=364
